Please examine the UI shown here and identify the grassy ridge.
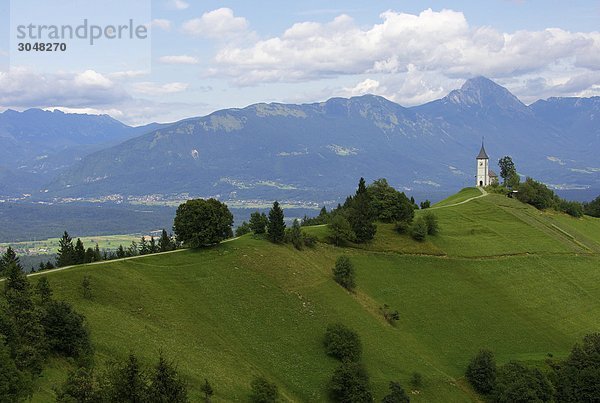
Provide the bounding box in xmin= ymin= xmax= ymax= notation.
xmin=29 ymin=189 xmax=600 ymax=402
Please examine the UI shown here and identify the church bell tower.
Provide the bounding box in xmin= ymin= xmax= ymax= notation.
xmin=476 ymin=142 xmax=490 ymax=187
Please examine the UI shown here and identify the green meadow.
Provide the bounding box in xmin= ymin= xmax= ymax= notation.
xmin=28 ymin=189 xmax=600 ymax=402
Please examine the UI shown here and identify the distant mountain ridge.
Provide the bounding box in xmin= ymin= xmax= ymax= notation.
xmin=2 ymin=77 xmax=599 ymax=202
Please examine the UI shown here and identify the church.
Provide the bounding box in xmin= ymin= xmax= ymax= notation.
xmin=476 ymin=142 xmax=498 ymax=187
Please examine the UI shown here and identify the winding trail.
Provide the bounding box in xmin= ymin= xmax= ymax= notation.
xmin=430 ymin=187 xmax=488 ymax=210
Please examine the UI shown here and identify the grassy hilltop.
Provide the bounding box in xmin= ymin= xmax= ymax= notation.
xmin=30 ymin=189 xmax=600 ymax=402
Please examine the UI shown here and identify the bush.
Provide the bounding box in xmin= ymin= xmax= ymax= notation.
xmin=380 ymin=304 xmax=400 ymax=324
xmin=493 ymin=361 xmax=554 ymax=403
xmin=422 ymin=212 xmax=439 ymax=235
xmin=382 ymin=381 xmax=410 ymax=403
xmin=420 ymin=200 xmax=431 ymax=209
xmin=329 ymin=361 xmax=373 ymax=402
xmin=329 ymin=214 xmax=355 ymax=246
xmin=323 ymin=323 xmax=362 ymax=362
xmin=284 ymin=219 xmax=303 ymax=250
xmin=410 ymin=372 xmax=423 ymax=390
xmin=555 ymin=333 xmax=600 ymax=402
xmin=465 ymin=349 xmax=496 ymax=395
xmin=332 ymin=256 xmax=356 ymax=291
xmin=235 ymin=221 xmax=252 ymax=237
xmin=584 ymin=195 xmax=600 ymax=217
xmin=395 ymin=220 xmax=411 ymax=234
xmin=410 ymin=218 xmax=428 ymax=242
xmin=558 ymin=200 xmax=584 ymax=218
xmin=249 ymin=377 xmax=278 ymax=403
xmin=302 ymin=234 xmax=317 ymax=248
xmin=515 ymin=178 xmax=556 ymax=210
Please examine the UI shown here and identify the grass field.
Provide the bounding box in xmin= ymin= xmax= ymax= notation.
xmin=26 ymin=188 xmax=600 ymax=402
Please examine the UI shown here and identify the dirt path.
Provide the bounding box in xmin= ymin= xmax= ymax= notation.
xmin=430 ymin=187 xmax=488 ymax=210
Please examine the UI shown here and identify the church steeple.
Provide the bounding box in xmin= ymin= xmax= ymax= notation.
xmin=476 ymin=141 xmax=489 ymax=160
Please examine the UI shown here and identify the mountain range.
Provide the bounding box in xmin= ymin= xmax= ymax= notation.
xmin=2 ymin=77 xmax=599 ymax=203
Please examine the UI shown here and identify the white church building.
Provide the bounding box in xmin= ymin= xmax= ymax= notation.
xmin=476 ymin=143 xmax=498 ymax=187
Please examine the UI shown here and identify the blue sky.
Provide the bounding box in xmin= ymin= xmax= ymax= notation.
xmin=1 ymin=0 xmax=599 ymax=125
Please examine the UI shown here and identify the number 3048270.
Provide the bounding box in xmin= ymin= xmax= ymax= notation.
xmin=17 ymin=43 xmax=67 ymax=52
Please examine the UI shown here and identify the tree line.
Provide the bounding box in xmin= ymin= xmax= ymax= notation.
xmin=466 ymin=333 xmax=600 ymax=402
xmin=495 ymin=156 xmax=596 ymax=218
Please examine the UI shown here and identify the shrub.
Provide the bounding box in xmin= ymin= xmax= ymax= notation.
xmin=410 ymin=218 xmax=428 ymax=242
xmin=329 ymin=214 xmax=355 ymax=246
xmin=465 ymin=349 xmax=496 ymax=394
xmin=329 ymin=361 xmax=373 ymax=402
xmin=249 ymin=377 xmax=278 ymax=403
xmin=382 ymin=381 xmax=410 ymax=403
xmin=422 ymin=212 xmax=439 ymax=235
xmin=323 ymin=323 xmax=362 ymax=362
xmin=555 ymin=333 xmax=600 ymax=402
xmin=493 ymin=361 xmax=554 ymax=403
xmin=380 ymin=304 xmax=400 ymax=324
xmin=410 ymin=372 xmax=423 ymax=390
xmin=332 ymin=256 xmax=356 ymax=291
xmin=395 ymin=220 xmax=411 ymax=234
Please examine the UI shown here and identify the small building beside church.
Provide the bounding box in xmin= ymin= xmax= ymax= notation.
xmin=476 ymin=143 xmax=498 ymax=187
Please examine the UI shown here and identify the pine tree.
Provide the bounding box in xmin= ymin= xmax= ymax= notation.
xmin=56 ymin=231 xmax=76 ymax=267
xmin=149 ymin=236 xmax=158 ymax=254
xmin=249 ymin=211 xmax=268 ymax=234
xmin=74 ymin=238 xmax=85 ymax=265
xmin=116 ymin=245 xmax=126 ymax=259
xmin=347 ymin=178 xmax=376 ymax=243
xmin=147 ymin=353 xmax=188 ymax=402
xmin=94 ymin=244 xmax=102 ymax=261
xmin=200 ymin=379 xmax=214 ymax=402
xmin=108 ymin=354 xmax=149 ymax=402
xmin=35 ymin=277 xmax=53 ymax=304
xmin=158 ymin=229 xmax=174 ymax=252
xmin=139 ymin=237 xmax=150 ymax=255
xmin=0 ymin=246 xmax=21 ymax=275
xmin=267 ymin=201 xmax=286 ymax=243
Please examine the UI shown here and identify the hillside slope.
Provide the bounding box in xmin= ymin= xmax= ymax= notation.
xmin=29 ymin=190 xmax=600 ymax=402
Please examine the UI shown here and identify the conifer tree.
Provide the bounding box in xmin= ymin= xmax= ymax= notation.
xmin=0 ymin=246 xmax=21 ymax=275
xmin=249 ymin=211 xmax=268 ymax=234
xmin=35 ymin=277 xmax=53 ymax=304
xmin=267 ymin=201 xmax=286 ymax=243
xmin=108 ymin=354 xmax=149 ymax=402
xmin=139 ymin=237 xmax=150 ymax=255
xmin=149 ymin=236 xmax=158 ymax=254
xmin=147 ymin=353 xmax=188 ymax=402
xmin=74 ymin=238 xmax=85 ymax=265
xmin=347 ymin=178 xmax=376 ymax=243
xmin=56 ymin=231 xmax=76 ymax=267
xmin=158 ymin=229 xmax=173 ymax=252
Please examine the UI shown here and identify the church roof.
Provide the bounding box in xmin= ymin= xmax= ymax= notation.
xmin=488 ymin=170 xmax=498 ymax=177
xmin=476 ymin=143 xmax=489 ymax=159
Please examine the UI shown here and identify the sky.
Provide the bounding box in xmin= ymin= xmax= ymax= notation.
xmin=0 ymin=0 xmax=599 ymax=125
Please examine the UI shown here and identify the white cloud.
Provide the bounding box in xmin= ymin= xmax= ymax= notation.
xmin=159 ymin=55 xmax=200 ymax=65
xmin=182 ymin=8 xmax=249 ymax=38
xmin=207 ymin=8 xmax=600 ymax=102
xmin=150 ymin=19 xmax=172 ymax=31
xmin=0 ymin=68 xmax=128 ymax=107
xmin=132 ymin=81 xmax=189 ymax=95
xmin=108 ymin=70 xmax=149 ymax=79
xmin=167 ymin=0 xmax=189 ymax=10
xmin=344 ymin=79 xmax=381 ymax=97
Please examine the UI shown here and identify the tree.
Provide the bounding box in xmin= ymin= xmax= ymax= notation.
xmin=107 ymin=354 xmax=149 ymax=402
xmin=285 ymin=219 xmax=303 ymax=250
xmin=329 ymin=214 xmax=355 ymax=246
xmin=173 ymin=199 xmax=234 ymax=248
xmin=116 ymin=245 xmax=127 ymax=259
xmin=498 ymin=156 xmax=518 ymax=186
xmin=74 ymin=238 xmax=86 ymax=265
xmin=267 ymin=201 xmax=286 ymax=244
xmin=0 ymin=246 xmax=21 ymax=276
xmin=347 ymin=178 xmax=377 ymax=243
xmin=555 ymin=333 xmax=600 ymax=402
xmin=235 ymin=221 xmax=252 ymax=237
xmin=382 ymin=381 xmax=410 ymax=403
xmin=84 ymin=247 xmax=96 ymax=264
xmin=516 ymin=178 xmax=556 ymax=210
xmin=493 ymin=361 xmax=554 ymax=403
xmin=422 ymin=212 xmax=439 ymax=235
xmin=149 ymin=236 xmax=158 ymax=254
xmin=139 ymin=237 xmax=150 ymax=255
xmin=332 ymin=256 xmax=356 ymax=291
xmin=0 ymin=339 xmax=29 ymax=402
xmin=55 ymin=367 xmax=104 ymax=403
xmin=200 ymin=379 xmax=214 ymax=402
xmin=410 ymin=217 xmax=428 ymax=242
xmin=420 ymin=200 xmax=431 ymax=209
xmin=41 ymin=300 xmax=92 ymax=358
xmin=329 ymin=361 xmax=373 ymax=402
xmin=147 ymin=353 xmax=188 ymax=402
xmin=410 ymin=372 xmax=423 ymax=390
xmin=584 ymin=195 xmax=600 ymax=218
xmin=367 ymin=179 xmax=414 ymax=223
xmin=56 ymin=231 xmax=76 ymax=267
xmin=82 ymin=276 xmax=92 ymax=300
xmin=465 ymin=349 xmax=496 ymax=395
xmin=249 ymin=376 xmax=279 ymax=403
xmin=128 ymin=241 xmax=139 ymax=257
xmin=35 ymin=277 xmax=53 ymax=305
xmin=158 ymin=229 xmax=174 ymax=252
xmin=323 ymin=323 xmax=362 ymax=362
xmin=249 ymin=212 xmax=269 ymax=234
